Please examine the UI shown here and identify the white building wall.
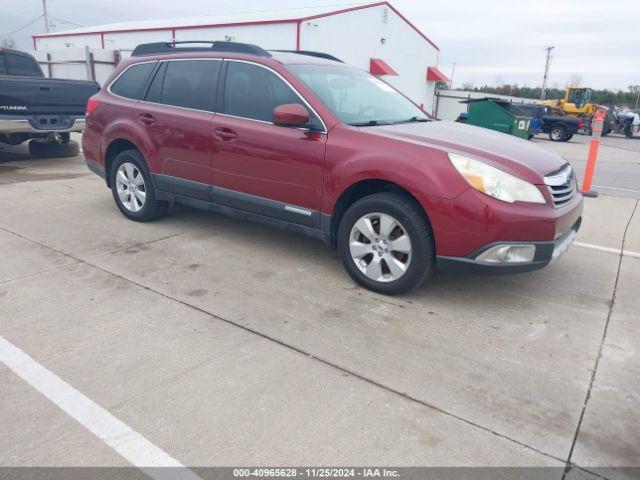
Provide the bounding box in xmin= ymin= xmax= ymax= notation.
xmin=300 ymin=5 xmax=439 ymax=113
xmin=35 ymin=33 xmax=102 ymax=49
xmin=103 ymin=30 xmax=173 ymax=55
xmin=32 ymin=5 xmax=441 ymax=109
xmin=39 ymin=23 xmax=298 ymax=59
xmin=174 ymin=23 xmax=297 ymax=51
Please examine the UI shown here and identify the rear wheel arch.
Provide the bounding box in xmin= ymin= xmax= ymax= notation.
xmin=329 ymin=179 xmax=434 ymax=250
xmin=104 ymin=139 xmax=145 ymax=187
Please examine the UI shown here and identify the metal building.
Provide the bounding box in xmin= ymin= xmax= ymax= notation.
xmin=32 ymin=2 xmax=448 ymax=113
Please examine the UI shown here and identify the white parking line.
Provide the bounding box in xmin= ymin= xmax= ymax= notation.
xmin=575 ymin=241 xmax=640 ymax=259
xmin=0 ymin=335 xmax=201 ymax=480
xmin=592 ymin=185 xmax=640 ymax=195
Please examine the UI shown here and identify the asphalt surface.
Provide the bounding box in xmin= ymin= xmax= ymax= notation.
xmin=0 ymin=136 xmax=639 ymax=480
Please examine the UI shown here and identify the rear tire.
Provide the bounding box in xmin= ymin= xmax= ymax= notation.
xmin=549 ymin=126 xmax=567 ymax=142
xmin=109 ymin=150 xmax=167 ymax=222
xmin=29 ymin=139 xmax=79 ymax=158
xmin=563 ymin=134 xmax=573 ymax=141
xmin=623 ymin=125 xmax=633 ymax=138
xmin=337 ymin=192 xmax=435 ymax=295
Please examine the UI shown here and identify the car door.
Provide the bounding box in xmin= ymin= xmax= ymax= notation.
xmin=134 ymin=59 xmax=221 ymax=199
xmin=210 ymin=60 xmax=327 ymax=227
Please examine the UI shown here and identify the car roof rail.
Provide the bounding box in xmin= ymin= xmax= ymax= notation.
xmin=131 ymin=41 xmax=272 ymax=58
xmin=272 ymin=50 xmax=344 ymax=63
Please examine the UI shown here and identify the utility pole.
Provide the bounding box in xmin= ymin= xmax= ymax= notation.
xmin=449 ymin=62 xmax=455 ymax=90
xmin=541 ymin=45 xmax=554 ymax=100
xmin=42 ymin=0 xmax=50 ymax=33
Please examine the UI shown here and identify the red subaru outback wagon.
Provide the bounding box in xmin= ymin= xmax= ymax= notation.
xmin=83 ymin=41 xmax=583 ymax=294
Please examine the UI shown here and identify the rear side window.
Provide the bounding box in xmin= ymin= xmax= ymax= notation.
xmin=0 ymin=54 xmax=6 ymax=75
xmin=6 ymin=54 xmax=42 ymax=77
xmin=110 ymin=62 xmax=156 ymax=100
xmin=158 ymin=60 xmax=220 ymax=111
xmin=222 ymin=61 xmax=315 ymax=125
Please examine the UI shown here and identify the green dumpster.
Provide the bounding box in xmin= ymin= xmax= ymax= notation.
xmin=461 ymin=98 xmax=532 ymax=139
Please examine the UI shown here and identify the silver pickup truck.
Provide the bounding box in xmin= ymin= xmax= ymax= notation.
xmin=0 ymin=48 xmax=99 ymax=157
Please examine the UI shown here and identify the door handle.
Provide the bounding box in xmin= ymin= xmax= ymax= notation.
xmin=138 ymin=113 xmax=156 ymax=126
xmin=214 ymin=127 xmax=238 ymax=141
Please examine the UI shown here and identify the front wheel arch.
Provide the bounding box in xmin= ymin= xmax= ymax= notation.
xmin=329 ymin=179 xmax=434 ymax=250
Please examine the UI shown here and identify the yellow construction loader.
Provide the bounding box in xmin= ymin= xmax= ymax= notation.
xmin=540 ymin=87 xmax=612 ymax=134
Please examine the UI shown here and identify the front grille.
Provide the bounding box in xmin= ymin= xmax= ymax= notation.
xmin=544 ymin=164 xmax=576 ymax=207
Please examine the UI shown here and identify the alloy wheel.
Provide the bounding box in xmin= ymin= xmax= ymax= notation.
xmin=551 ymin=128 xmax=565 ymax=141
xmin=115 ymin=163 xmax=146 ymax=213
xmin=349 ymin=212 xmax=412 ymax=282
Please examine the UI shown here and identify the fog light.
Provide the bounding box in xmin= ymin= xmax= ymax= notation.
xmin=476 ymin=244 xmax=536 ymax=263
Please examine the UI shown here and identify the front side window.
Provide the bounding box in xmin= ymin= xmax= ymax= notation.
xmin=110 ymin=62 xmax=156 ymax=100
xmin=6 ymin=54 xmax=42 ymax=77
xmin=290 ymin=64 xmax=427 ymax=126
xmin=0 ymin=54 xmax=7 ymax=75
xmin=222 ymin=61 xmax=320 ymax=128
xmin=159 ymin=60 xmax=220 ymax=111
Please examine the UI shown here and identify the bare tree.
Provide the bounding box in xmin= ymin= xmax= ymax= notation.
xmin=1 ymin=37 xmax=16 ymax=49
xmin=567 ymin=73 xmax=583 ymax=87
xmin=461 ymin=81 xmax=475 ymax=91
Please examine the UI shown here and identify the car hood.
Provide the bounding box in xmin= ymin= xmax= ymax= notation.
xmin=365 ymin=120 xmax=567 ymax=183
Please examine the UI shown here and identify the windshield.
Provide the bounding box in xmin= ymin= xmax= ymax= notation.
xmin=289 ymin=64 xmax=428 ymax=126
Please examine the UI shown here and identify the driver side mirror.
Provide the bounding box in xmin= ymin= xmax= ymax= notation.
xmin=273 ymin=103 xmax=310 ymax=128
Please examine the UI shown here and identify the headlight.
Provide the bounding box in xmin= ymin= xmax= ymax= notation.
xmin=448 ymin=153 xmax=546 ymax=204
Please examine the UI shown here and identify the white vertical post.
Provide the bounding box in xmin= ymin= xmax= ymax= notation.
xmin=84 ymin=46 xmax=93 ymax=81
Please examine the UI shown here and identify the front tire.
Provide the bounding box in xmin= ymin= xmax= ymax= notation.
xmin=109 ymin=150 xmax=167 ymax=222
xmin=337 ymin=192 xmax=435 ymax=295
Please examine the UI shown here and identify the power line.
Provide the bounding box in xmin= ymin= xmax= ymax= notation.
xmin=0 ymin=14 xmax=44 ymax=38
xmin=51 ymin=17 xmax=85 ymax=28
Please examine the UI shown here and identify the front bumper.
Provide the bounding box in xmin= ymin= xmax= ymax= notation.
xmin=0 ymin=116 xmax=86 ymax=134
xmin=437 ymin=217 xmax=582 ymax=274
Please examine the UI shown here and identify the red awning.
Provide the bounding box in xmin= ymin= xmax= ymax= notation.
xmin=427 ymin=66 xmax=449 ymax=82
xmin=370 ymin=58 xmax=398 ymax=76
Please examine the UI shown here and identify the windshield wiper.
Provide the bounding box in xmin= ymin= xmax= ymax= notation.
xmin=394 ymin=116 xmax=429 ymax=124
xmin=348 ymin=120 xmax=394 ymax=126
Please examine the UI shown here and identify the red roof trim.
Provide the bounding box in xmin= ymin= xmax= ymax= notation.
xmin=370 ymin=58 xmax=398 ymax=76
xmin=31 ymin=1 xmax=439 ymax=51
xmin=427 ymin=66 xmax=448 ymax=82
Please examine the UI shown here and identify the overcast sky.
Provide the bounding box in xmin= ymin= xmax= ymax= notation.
xmin=1 ymin=0 xmax=638 ymax=90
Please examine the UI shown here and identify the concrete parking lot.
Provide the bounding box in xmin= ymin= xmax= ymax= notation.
xmin=0 ymin=135 xmax=638 ymax=479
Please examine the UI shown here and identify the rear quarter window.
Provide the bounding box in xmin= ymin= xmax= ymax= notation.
xmin=6 ymin=54 xmax=42 ymax=77
xmin=158 ymin=60 xmax=221 ymax=111
xmin=110 ymin=62 xmax=156 ymax=100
